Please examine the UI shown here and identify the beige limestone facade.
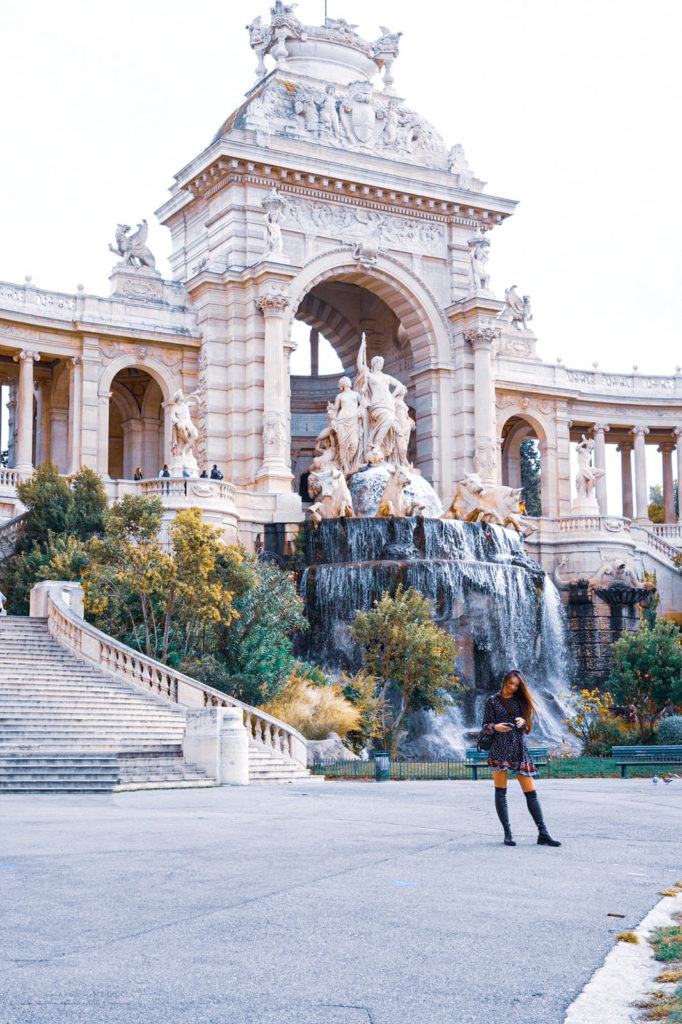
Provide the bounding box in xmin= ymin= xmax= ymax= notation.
xmin=1 ymin=7 xmax=681 ymax=611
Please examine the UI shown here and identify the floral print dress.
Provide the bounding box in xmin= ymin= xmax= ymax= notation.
xmin=482 ymin=693 xmax=538 ymax=777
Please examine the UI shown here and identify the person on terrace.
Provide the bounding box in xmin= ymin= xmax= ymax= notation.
xmin=481 ymin=670 xmax=561 ymax=848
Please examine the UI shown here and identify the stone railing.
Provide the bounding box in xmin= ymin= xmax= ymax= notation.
xmin=553 ymin=515 xmax=632 ymax=535
xmin=138 ymin=477 xmax=236 ymax=503
xmin=0 ymin=467 xmax=28 ymax=489
xmin=0 ymin=512 xmax=27 ymax=561
xmin=37 ymin=582 xmax=307 ymax=767
xmin=639 ymin=528 xmax=681 ymax=567
xmin=652 ymin=524 xmax=682 ymax=544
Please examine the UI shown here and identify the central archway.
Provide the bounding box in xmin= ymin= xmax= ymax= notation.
xmin=285 ymin=249 xmax=454 ymax=500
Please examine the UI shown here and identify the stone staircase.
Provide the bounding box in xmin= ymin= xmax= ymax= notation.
xmin=0 ymin=616 xmax=315 ymax=791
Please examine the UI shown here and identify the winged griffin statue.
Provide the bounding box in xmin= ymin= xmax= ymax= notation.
xmin=109 ymin=220 xmax=156 ymax=270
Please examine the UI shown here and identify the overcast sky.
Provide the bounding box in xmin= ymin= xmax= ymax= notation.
xmin=2 ymin=0 xmax=681 ymax=383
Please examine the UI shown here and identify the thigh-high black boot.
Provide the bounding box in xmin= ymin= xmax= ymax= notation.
xmin=524 ymin=790 xmax=561 ymax=846
xmin=494 ymin=787 xmax=516 ymax=846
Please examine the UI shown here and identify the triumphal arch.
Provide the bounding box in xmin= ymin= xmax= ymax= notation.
xmin=0 ymin=3 xmax=681 ymax=616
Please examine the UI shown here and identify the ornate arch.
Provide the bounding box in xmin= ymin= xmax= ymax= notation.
xmin=294 ymin=292 xmax=358 ymax=371
xmin=497 ymin=399 xmax=559 ymax=516
xmin=99 ymin=355 xmax=180 ymax=403
xmin=286 ymin=247 xmax=453 ymax=369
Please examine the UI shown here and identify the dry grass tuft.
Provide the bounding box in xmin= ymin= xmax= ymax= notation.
xmin=656 ymin=967 xmax=682 ymax=984
xmin=660 ymin=883 xmax=682 ymax=898
xmin=616 ymin=931 xmax=639 ymax=944
xmin=261 ymin=669 xmax=361 ymax=740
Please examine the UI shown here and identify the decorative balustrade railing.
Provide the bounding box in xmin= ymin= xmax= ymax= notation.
xmin=0 ymin=467 xmax=29 ymax=490
xmin=552 ymin=515 xmax=632 ymax=534
xmin=44 ymin=587 xmax=307 ymax=767
xmin=652 ymin=524 xmax=682 ymax=544
xmin=641 ymin=529 xmax=681 ymax=566
xmin=138 ymin=477 xmax=236 ymax=503
xmin=0 ymin=512 xmax=27 ymax=562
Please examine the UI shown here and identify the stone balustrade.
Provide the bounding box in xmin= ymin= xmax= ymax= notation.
xmin=652 ymin=524 xmax=682 ymax=544
xmin=0 ymin=468 xmax=27 ymax=489
xmin=553 ymin=515 xmax=632 ymax=534
xmin=40 ymin=582 xmax=307 ymax=767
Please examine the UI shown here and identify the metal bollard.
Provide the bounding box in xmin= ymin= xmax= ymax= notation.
xmin=374 ymin=750 xmax=390 ymax=782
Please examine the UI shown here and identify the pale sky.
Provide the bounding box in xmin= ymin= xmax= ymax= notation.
xmin=2 ymin=0 xmax=682 ymax=391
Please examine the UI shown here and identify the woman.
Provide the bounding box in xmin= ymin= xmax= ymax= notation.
xmin=481 ymin=670 xmax=561 ymax=848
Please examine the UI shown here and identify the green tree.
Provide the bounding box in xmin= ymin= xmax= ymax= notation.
xmin=208 ymin=559 xmax=308 ymax=705
xmin=608 ymin=620 xmax=682 ymax=740
xmin=350 ymin=584 xmax=464 ymax=755
xmin=1 ymin=465 xmax=108 ymax=613
xmin=648 ymin=482 xmax=679 ymax=523
xmin=16 ymin=463 xmax=74 ymax=545
xmin=84 ymin=498 xmax=240 ymax=663
xmin=520 ymin=438 xmax=542 ymax=517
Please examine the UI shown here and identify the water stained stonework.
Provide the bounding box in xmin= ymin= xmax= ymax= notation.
xmin=299 ymin=517 xmax=572 ymax=757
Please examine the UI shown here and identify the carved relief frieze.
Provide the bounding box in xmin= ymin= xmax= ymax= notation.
xmin=279 ymin=195 xmax=446 ymax=255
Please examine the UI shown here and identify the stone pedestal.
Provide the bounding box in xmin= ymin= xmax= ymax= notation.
xmin=183 ymin=707 xmax=249 ymax=785
xmin=109 ymin=265 xmax=164 ymax=301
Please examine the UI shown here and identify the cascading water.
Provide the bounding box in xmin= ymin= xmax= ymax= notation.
xmin=298 ymin=516 xmax=573 ymax=758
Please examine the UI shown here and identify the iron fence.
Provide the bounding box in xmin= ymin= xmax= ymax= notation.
xmin=310 ymin=756 xmax=667 ymax=780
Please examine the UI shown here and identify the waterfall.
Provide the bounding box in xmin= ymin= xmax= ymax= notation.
xmin=298 ymin=517 xmax=573 ymax=757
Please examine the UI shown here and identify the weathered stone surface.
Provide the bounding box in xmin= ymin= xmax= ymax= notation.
xmin=306 ymin=731 xmax=359 ymax=766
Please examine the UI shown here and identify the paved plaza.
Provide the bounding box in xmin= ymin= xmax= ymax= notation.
xmin=1 ymin=779 xmax=681 ymax=1024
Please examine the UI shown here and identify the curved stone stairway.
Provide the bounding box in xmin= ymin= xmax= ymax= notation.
xmin=0 ymin=617 xmax=315 ymax=791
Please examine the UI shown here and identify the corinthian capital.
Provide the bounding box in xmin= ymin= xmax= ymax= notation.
xmin=256 ymin=293 xmax=291 ymax=316
xmin=464 ymin=326 xmax=500 ymax=351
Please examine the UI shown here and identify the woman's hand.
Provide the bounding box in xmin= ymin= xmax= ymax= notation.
xmin=494 ymin=723 xmax=512 ymax=732
xmin=515 ymin=716 xmax=525 ymax=729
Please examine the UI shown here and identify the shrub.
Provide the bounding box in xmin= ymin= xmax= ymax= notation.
xmin=261 ymin=667 xmax=360 ymax=740
xmin=657 ymin=716 xmax=682 ymax=745
xmin=609 ymin=619 xmax=682 ymax=740
xmin=563 ymin=688 xmax=639 ymax=755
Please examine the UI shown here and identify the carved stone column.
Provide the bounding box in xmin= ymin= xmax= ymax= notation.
xmin=255 ymin=293 xmax=293 ymax=492
xmin=632 ymin=425 xmax=649 ymax=523
xmin=659 ymin=441 xmax=676 ymax=523
xmin=310 ymin=328 xmax=319 ymax=377
xmin=592 ymin=423 xmax=609 ymax=515
xmin=33 ymin=381 xmax=43 ymax=467
xmin=617 ymin=441 xmax=634 ymax=520
xmin=7 ymin=385 xmax=17 ymax=467
xmin=465 ymin=327 xmax=499 ymax=484
xmin=13 ymin=350 xmax=40 ymax=474
xmin=67 ymin=356 xmax=82 ymax=474
xmin=96 ymin=389 xmax=112 ymax=477
xmin=675 ymin=427 xmax=682 ymax=524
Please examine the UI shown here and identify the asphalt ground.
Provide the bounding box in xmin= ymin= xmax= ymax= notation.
xmin=1 ymin=779 xmax=680 ymax=1024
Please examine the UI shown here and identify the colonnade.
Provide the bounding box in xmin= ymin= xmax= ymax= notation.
xmin=591 ymin=422 xmax=681 ymax=523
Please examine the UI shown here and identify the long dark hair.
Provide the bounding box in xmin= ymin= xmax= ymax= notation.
xmin=500 ymin=670 xmax=536 ymax=732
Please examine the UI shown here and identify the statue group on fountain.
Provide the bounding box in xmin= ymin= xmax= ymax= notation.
xmin=306 ymin=338 xmax=530 ymax=532
xmin=310 ymin=337 xmax=414 ymax=480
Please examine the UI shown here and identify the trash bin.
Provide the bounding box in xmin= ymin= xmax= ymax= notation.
xmin=374 ymin=750 xmax=391 ymax=782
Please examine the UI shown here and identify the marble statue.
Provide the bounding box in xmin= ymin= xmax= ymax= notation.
xmin=377 ymin=464 xmax=425 ymax=518
xmin=168 ymin=389 xmax=201 ymax=475
xmin=262 ymin=188 xmax=284 ymax=257
xmin=310 ymin=401 xmax=339 ymax=472
xmin=109 ymin=220 xmax=156 ymax=270
xmin=468 ymin=235 xmax=490 ymax=293
xmin=588 ymin=556 xmax=653 ymax=596
xmin=448 ymin=143 xmax=473 ymax=188
xmin=501 ymin=285 xmax=532 ymax=330
xmin=575 ymin=435 xmax=604 ymax=501
xmin=355 ymin=338 xmax=404 ymax=465
xmin=295 ymin=90 xmax=319 ymax=131
xmin=390 ymin=384 xmax=414 ymax=468
xmin=319 ymin=84 xmax=340 ymax=134
xmin=308 ymin=466 xmax=354 ymax=525
xmin=333 ymin=376 xmax=363 ymax=476
xmin=444 ymin=473 xmax=532 ymax=534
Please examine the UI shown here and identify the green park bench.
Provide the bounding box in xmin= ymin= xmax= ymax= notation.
xmin=611 ymin=745 xmax=682 ymax=778
xmin=465 ymin=747 xmax=548 ymax=780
